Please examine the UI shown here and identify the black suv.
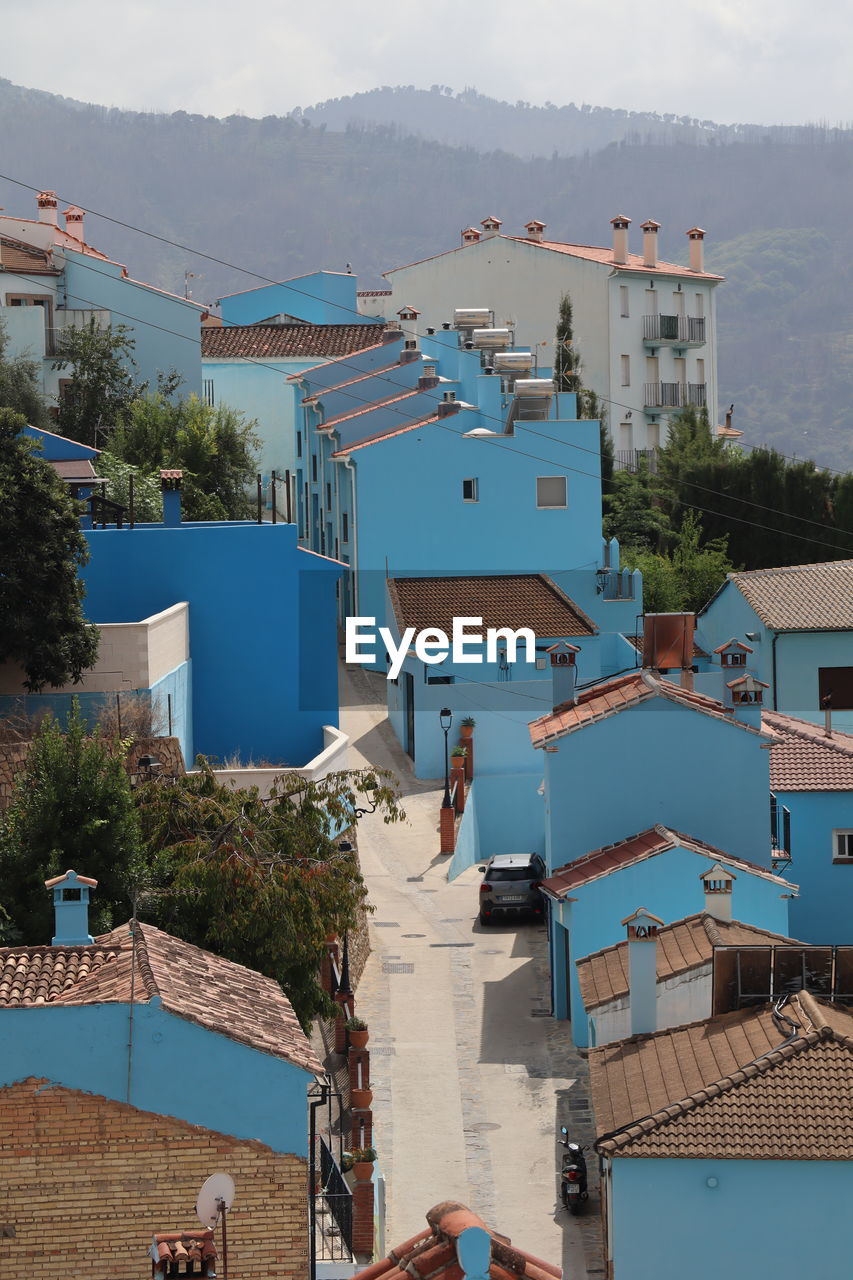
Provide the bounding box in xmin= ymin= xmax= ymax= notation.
xmin=478 ymin=853 xmax=546 ymax=925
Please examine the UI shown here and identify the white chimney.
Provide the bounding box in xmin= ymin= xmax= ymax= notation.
xmin=480 ymin=215 xmax=503 ymax=240
xmin=525 ymin=219 xmax=546 ymax=243
xmin=641 ymin=219 xmax=661 ymax=268
xmin=724 ymin=673 xmax=768 ymax=728
xmin=610 ymin=215 xmax=631 ymax=264
xmin=63 ymin=205 xmax=85 ymax=241
xmin=622 ymin=908 xmax=663 ymax=1036
xmin=36 ymin=190 xmax=58 ymax=226
xmin=701 ymin=864 xmax=735 ymax=922
xmin=687 ymin=227 xmax=706 ymax=273
xmin=547 ymin=641 xmax=580 ymax=710
xmin=461 ymin=227 xmax=481 ymax=246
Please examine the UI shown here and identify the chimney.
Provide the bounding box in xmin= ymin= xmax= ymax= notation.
xmin=622 ymin=907 xmax=663 ymax=1036
xmin=724 ymin=673 xmax=768 ymax=728
xmin=610 ymin=215 xmax=631 ymax=265
xmin=36 ymin=190 xmax=58 ymax=226
xmin=400 ymin=338 xmax=420 ymax=364
xmin=418 ymin=363 xmax=440 ymax=390
xmin=640 ymin=219 xmax=661 ymax=268
xmin=547 ymin=641 xmax=580 ymax=710
xmin=160 ymin=470 xmax=183 ymax=526
xmin=397 ymin=305 xmax=420 ymax=323
xmin=461 ymin=227 xmax=481 ymax=246
xmin=480 ymin=215 xmax=503 ymax=240
xmin=687 ymin=227 xmax=706 ymax=274
xmin=437 ymin=396 xmax=460 ymax=419
xmin=150 ymin=1230 xmax=217 ymax=1276
xmin=525 ymin=219 xmax=546 ymax=243
xmin=63 ymin=205 xmax=85 ymax=241
xmin=643 ymin=613 xmax=695 ymax=675
xmin=45 ymin=870 xmax=97 ymax=946
xmin=701 ymin=863 xmax=735 ymax=922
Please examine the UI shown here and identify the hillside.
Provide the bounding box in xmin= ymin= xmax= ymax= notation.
xmin=1 ymin=79 xmax=852 ymax=466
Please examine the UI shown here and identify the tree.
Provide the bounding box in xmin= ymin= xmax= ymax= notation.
xmin=0 ymin=701 xmax=144 ymax=943
xmin=52 ymin=320 xmax=141 ymax=446
xmin=0 ymin=321 xmax=47 ymax=427
xmin=0 ymin=409 xmax=98 ymax=690
xmin=134 ymin=762 xmax=404 ymax=1028
xmin=554 ymin=295 xmax=614 ymax=485
xmin=603 ymin=461 xmax=672 ymax=552
xmin=624 ymin=510 xmax=735 ymax=613
xmin=96 ymin=450 xmax=163 ymax=522
xmin=109 ymin=393 xmax=259 ymax=520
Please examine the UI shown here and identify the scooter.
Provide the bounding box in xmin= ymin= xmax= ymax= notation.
xmin=559 ymin=1124 xmax=589 ymax=1215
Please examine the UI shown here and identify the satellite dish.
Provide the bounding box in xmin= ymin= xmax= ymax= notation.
xmin=196 ymin=1172 xmax=236 ymax=1229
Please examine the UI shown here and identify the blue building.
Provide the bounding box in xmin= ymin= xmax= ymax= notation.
xmin=218 ymin=269 xmax=376 ymax=328
xmin=0 ymin=189 xmax=203 ymax=410
xmin=696 ymin=561 xmax=853 ymax=732
xmin=0 ymin=870 xmax=321 ymax=1278
xmin=589 ymin=989 xmax=853 ymax=1280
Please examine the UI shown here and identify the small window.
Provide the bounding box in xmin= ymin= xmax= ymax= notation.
xmin=819 ymin=667 xmax=853 ymax=711
xmin=833 ymin=831 xmax=853 ymax=863
xmin=694 ymin=293 xmax=704 ymax=318
xmin=326 ymin=482 xmax=332 ymax=509
xmin=620 ymin=355 xmax=630 ymax=386
xmin=721 ymin=650 xmax=746 ymax=667
xmin=342 ymin=513 xmax=349 ymax=543
xmin=202 ymin=378 xmax=215 ymax=408
xmin=462 ymin=477 xmax=479 ymax=502
xmin=696 ymin=358 xmax=705 ymax=384
xmin=537 ymin=476 xmax=567 ymax=508
xmin=312 ymin=455 xmax=318 ymax=482
xmin=619 ymin=285 xmax=629 ymax=318
xmin=297 ymin=431 xmax=302 ymax=459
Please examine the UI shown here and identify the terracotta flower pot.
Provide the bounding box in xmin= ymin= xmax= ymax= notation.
xmin=351 ymin=1087 xmax=373 ymax=1109
xmin=349 ymin=1029 xmax=369 ymax=1050
xmin=353 ymin=1161 xmax=374 ymax=1181
xmin=460 ymin=725 xmax=474 ymax=739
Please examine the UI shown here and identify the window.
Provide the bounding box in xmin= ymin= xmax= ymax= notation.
xmin=202 ymin=378 xmax=215 ymax=407
xmin=672 ymin=291 xmax=685 ymax=317
xmin=326 ymin=482 xmax=332 ymax=509
xmin=696 ymin=358 xmax=705 ymax=385
xmin=619 ymin=422 xmax=633 ymax=452
xmin=721 ymin=650 xmax=746 ymax=667
xmin=462 ymin=477 xmax=479 ymax=502
xmin=619 ymin=286 xmax=629 ymax=318
xmin=694 ymin=293 xmax=704 ymax=318
xmin=620 ymin=355 xmax=630 ymax=386
xmin=296 ymin=431 xmax=302 ymax=459
xmin=311 ymin=455 xmax=318 ymax=482
xmin=771 ymin=794 xmax=791 ymax=857
xmin=647 ymin=422 xmax=660 ymax=450
xmin=342 ymin=512 xmax=349 ymax=543
xmin=536 ymin=476 xmax=567 ymax=508
xmin=833 ymin=831 xmax=853 ymax=862
xmin=645 ymin=288 xmax=657 ymax=316
xmin=674 ymin=357 xmax=686 ymax=386
xmin=819 ymin=667 xmax=853 ymax=711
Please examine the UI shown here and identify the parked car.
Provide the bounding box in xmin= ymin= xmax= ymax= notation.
xmin=478 ymin=853 xmax=546 ymax=925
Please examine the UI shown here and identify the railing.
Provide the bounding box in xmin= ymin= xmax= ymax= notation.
xmin=614 ymin=448 xmax=659 ymax=474
xmin=314 ymin=1137 xmax=353 ymax=1260
xmin=642 ymin=315 xmax=705 ymax=344
xmin=643 ymin=382 xmax=707 ymax=409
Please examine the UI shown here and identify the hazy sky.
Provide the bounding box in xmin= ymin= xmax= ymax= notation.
xmin=4 ymin=0 xmax=853 ymax=125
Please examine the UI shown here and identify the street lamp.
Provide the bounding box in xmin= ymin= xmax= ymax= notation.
xmin=440 ymin=707 xmax=453 ymax=809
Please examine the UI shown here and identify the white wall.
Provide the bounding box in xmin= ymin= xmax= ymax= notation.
xmin=589 ymin=963 xmax=712 ymax=1047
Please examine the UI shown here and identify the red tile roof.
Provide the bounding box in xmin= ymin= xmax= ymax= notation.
xmin=331 ymin=413 xmax=441 ymax=455
xmin=321 ymin=388 xmax=420 ymax=430
xmin=576 ymin=912 xmax=802 ymax=1011
xmin=529 ymin=669 xmax=761 ymax=747
xmin=357 ymin=1201 xmax=560 ymax=1280
xmin=721 ymin=560 xmax=853 ymax=630
xmin=1 ymin=235 xmax=60 ymax=274
xmin=303 ymin=360 xmax=405 ymax=401
xmin=201 ymin=322 xmax=383 ymax=360
xmin=287 ymin=334 xmax=400 ymax=381
xmin=387 ymin=574 xmax=597 ymax=638
xmin=764 ymin=709 xmax=853 ymax=791
xmin=0 ymin=922 xmax=320 ymax=1073
xmin=591 ymin=992 xmax=853 ymax=1157
xmin=540 ymin=825 xmax=794 ymax=901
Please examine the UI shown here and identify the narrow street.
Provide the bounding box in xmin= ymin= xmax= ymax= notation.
xmin=339 ymin=665 xmax=603 ymax=1279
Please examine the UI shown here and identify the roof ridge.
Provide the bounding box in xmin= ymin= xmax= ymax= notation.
xmin=701 ymin=913 xmax=724 ymax=946
xmin=765 ymin=710 xmax=853 ymax=756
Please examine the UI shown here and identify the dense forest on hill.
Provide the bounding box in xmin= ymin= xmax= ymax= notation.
xmin=1 ymin=78 xmax=852 ymax=466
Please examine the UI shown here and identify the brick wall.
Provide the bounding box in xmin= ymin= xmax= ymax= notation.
xmin=0 ymin=735 xmax=185 ymax=812
xmin=1 ymin=1079 xmax=308 ymax=1280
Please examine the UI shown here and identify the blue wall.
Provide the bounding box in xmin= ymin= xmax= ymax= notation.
xmin=81 ymin=521 xmax=340 ymax=766
xmin=779 ymin=789 xmax=853 ymax=942
xmin=449 ymin=774 xmax=545 ymax=879
xmin=609 ymin=1157 xmax=851 ymax=1280
xmin=0 ymin=1000 xmax=309 ymax=1154
xmin=543 ymin=698 xmax=773 ymax=873
xmin=219 ymin=272 xmax=372 ymax=327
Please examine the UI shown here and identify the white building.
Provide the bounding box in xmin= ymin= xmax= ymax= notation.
xmin=379 ymin=215 xmax=723 ymax=458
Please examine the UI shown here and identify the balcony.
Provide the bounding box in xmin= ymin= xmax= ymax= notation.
xmin=643 ymin=314 xmax=705 ymax=347
xmin=643 ymin=382 xmax=706 ymax=410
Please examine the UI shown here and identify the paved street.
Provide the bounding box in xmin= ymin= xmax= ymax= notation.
xmin=339 ymin=665 xmax=603 ymax=1278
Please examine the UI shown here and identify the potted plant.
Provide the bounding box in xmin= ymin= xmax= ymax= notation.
xmin=460 ymin=717 xmax=476 ymax=739
xmin=352 ymin=1146 xmax=377 ymax=1181
xmin=351 ymin=1084 xmax=373 ymax=1109
xmin=346 ymin=1016 xmax=369 ymax=1050
xmin=450 ymin=746 xmax=467 ymax=763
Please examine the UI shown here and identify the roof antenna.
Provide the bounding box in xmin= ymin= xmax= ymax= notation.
xmin=196 ymin=1173 xmax=236 ymax=1280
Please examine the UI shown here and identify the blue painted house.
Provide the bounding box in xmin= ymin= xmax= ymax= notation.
xmin=217 ymin=269 xmax=376 ymax=328
xmin=696 ymin=560 xmax=853 ymax=733
xmin=589 ymin=989 xmax=853 ymax=1280
xmin=0 ymin=871 xmax=321 ymax=1279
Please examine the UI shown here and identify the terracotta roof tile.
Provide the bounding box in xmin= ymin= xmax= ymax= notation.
xmin=287 ymin=335 xmax=398 ymax=380
xmin=1 ymin=235 xmax=59 ymax=274
xmin=358 ymin=1201 xmax=559 ymax=1280
xmin=201 ymin=322 xmax=383 ymax=360
xmin=151 ymin=1230 xmax=216 ymax=1274
xmin=320 ymin=388 xmax=420 ymax=430
xmin=576 ymin=912 xmax=803 ymax=1011
xmin=331 ymin=412 xmax=441 ymax=455
xmin=0 ymin=922 xmax=320 ymax=1074
xmin=723 ymin=560 xmax=853 ymax=630
xmin=529 ymin=669 xmax=764 ymax=747
xmin=765 ymin=709 xmax=853 ymax=791
xmin=387 ymin=574 xmax=597 ymax=638
xmin=591 ymin=992 xmax=853 ymax=1157
xmin=304 ymin=360 xmax=404 ymax=400
xmin=540 ymin=825 xmax=795 ymax=901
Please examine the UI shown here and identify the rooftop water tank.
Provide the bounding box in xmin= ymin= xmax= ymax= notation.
xmin=514 ymin=378 xmax=555 ymax=397
xmin=471 ymin=328 xmax=512 ymax=350
xmin=453 ymin=308 xmax=493 ymax=328
xmin=493 ymin=351 xmax=535 ymax=372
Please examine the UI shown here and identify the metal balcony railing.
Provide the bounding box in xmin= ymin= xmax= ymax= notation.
xmin=642 ymin=315 xmax=706 ymax=344
xmin=614 ymin=448 xmax=659 ymax=474
xmin=643 ymin=382 xmax=707 ymax=409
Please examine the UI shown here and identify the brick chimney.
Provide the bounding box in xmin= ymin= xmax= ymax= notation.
xmin=160 ymin=470 xmax=183 ymax=527
xmin=45 ymin=870 xmax=97 ymax=946
xmin=547 ymin=641 xmax=580 ymax=710
xmin=36 ymin=190 xmax=58 ymax=226
xmin=150 ymin=1230 xmax=217 ymax=1276
xmin=687 ymin=227 xmax=706 ymax=273
xmin=701 ymin=863 xmax=735 ymax=922
xmin=623 ymin=907 xmax=663 ymax=1036
xmin=461 ymin=227 xmax=481 ymax=246
xmin=524 ymin=219 xmax=546 ymax=243
xmin=63 ymin=205 xmax=85 ymax=241
xmin=640 ymin=219 xmax=661 ymax=268
xmin=610 ymin=215 xmax=631 ymax=264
